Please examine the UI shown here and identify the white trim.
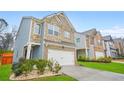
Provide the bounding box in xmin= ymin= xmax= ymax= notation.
xmin=28 ymin=18 xmax=33 ymax=43
xmin=26 ymin=44 xmax=32 ymax=59
xmin=24 ymin=42 xmax=40 ymax=47
xmin=64 ymin=31 xmax=71 ymax=39
xmin=45 ymin=42 xmax=75 ymax=48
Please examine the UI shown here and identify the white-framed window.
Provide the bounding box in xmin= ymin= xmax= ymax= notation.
xmin=76 ymin=38 xmax=80 ymax=43
xmin=64 ymin=31 xmax=70 ymax=38
xmin=48 ymin=24 xmax=59 ymax=36
xmin=54 ymin=26 xmax=59 ymax=36
xmin=97 ymin=40 xmax=102 ymax=45
xmin=48 ymin=24 xmax=54 ymax=35
xmin=34 ymin=22 xmax=40 ymax=34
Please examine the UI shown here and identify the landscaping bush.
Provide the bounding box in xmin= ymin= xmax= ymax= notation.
xmin=97 ymin=56 xmax=112 ymax=63
xmin=12 ymin=58 xmax=62 ymax=77
xmin=12 ymin=63 xmax=22 ymax=76
xmin=12 ymin=58 xmax=35 ymax=76
xmin=20 ymin=59 xmax=34 ymax=76
xmin=36 ymin=59 xmax=47 ymax=74
xmin=19 ymin=57 xmax=26 ymax=64
xmin=78 ymin=56 xmax=89 ymax=61
xmin=47 ymin=60 xmax=53 ymax=71
xmin=112 ymin=56 xmax=124 ymax=59
xmin=78 ymin=56 xmax=112 ymax=63
xmin=53 ymin=62 xmax=61 ymax=73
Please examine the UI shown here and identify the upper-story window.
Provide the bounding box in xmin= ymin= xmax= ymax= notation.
xmin=64 ymin=31 xmax=70 ymax=39
xmin=76 ymin=38 xmax=80 ymax=43
xmin=34 ymin=22 xmax=40 ymax=34
xmin=97 ymin=40 xmax=102 ymax=45
xmin=54 ymin=26 xmax=59 ymax=36
xmin=48 ymin=24 xmax=53 ymax=35
xmin=48 ymin=24 xmax=59 ymax=36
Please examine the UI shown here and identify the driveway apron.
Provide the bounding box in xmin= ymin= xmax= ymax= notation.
xmin=61 ymin=65 xmax=124 ymax=81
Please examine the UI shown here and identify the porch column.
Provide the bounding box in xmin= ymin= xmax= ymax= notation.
xmin=85 ymin=48 xmax=88 ymax=57
xmin=26 ymin=44 xmax=32 ymax=59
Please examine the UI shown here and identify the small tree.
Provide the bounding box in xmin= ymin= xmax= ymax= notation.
xmin=0 ymin=19 xmax=8 ymax=50
xmin=0 ymin=19 xmax=8 ymax=33
xmin=2 ymin=33 xmax=14 ymax=50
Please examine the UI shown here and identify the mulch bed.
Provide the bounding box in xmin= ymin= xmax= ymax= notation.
xmin=9 ymin=70 xmax=61 ymax=81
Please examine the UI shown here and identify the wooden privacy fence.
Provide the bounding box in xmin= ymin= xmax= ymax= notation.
xmin=0 ymin=53 xmax=13 ymax=65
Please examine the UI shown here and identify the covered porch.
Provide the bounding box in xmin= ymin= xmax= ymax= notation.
xmin=23 ymin=43 xmax=41 ymax=59
xmin=76 ymin=48 xmax=90 ymax=59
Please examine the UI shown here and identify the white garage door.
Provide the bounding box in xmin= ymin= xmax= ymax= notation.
xmin=48 ymin=49 xmax=75 ymax=66
xmin=95 ymin=52 xmax=104 ymax=58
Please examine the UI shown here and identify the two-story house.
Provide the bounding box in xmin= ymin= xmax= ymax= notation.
xmin=75 ymin=28 xmax=105 ymax=59
xmin=103 ymin=35 xmax=118 ymax=57
xmin=113 ymin=38 xmax=124 ymax=56
xmin=13 ymin=12 xmax=76 ymax=65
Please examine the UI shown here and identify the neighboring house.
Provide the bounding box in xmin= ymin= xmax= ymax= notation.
xmin=75 ymin=28 xmax=105 ymax=59
xmin=74 ymin=32 xmax=87 ymax=59
xmin=113 ymin=38 xmax=124 ymax=56
xmin=13 ymin=12 xmax=76 ymax=65
xmin=103 ymin=35 xmax=117 ymax=57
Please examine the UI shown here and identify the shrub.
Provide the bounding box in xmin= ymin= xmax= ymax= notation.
xmin=36 ymin=59 xmax=47 ymax=75
xmin=12 ymin=63 xmax=22 ymax=76
xmin=20 ymin=60 xmax=34 ymax=76
xmin=12 ymin=59 xmax=35 ymax=77
xmin=47 ymin=60 xmax=54 ymax=71
xmin=97 ymin=57 xmax=112 ymax=63
xmin=78 ymin=56 xmax=89 ymax=61
xmin=12 ymin=58 xmax=62 ymax=77
xmin=105 ymin=56 xmax=112 ymax=63
xmin=53 ymin=62 xmax=61 ymax=73
xmin=19 ymin=57 xmax=26 ymax=64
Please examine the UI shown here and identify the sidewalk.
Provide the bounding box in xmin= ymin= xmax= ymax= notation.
xmin=113 ymin=60 xmax=124 ymax=64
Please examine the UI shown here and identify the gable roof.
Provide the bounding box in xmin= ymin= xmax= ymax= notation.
xmin=15 ymin=16 xmax=40 ymax=40
xmin=42 ymin=12 xmax=77 ymax=32
xmin=82 ymin=28 xmax=97 ymax=36
xmin=103 ymin=35 xmax=113 ymax=41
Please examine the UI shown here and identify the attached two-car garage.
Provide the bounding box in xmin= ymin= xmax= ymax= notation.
xmin=48 ymin=49 xmax=75 ymax=66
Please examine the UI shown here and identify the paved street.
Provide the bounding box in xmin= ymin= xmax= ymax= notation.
xmin=61 ymin=66 xmax=124 ymax=81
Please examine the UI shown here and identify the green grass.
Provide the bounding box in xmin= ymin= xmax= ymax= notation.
xmin=32 ymin=75 xmax=76 ymax=81
xmin=0 ymin=64 xmax=76 ymax=81
xmin=78 ymin=61 xmax=124 ymax=74
xmin=0 ymin=64 xmax=12 ymax=81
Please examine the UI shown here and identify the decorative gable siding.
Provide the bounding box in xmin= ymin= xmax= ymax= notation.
xmin=43 ymin=13 xmax=75 ymax=45
xmin=94 ymin=33 xmax=104 ymax=52
xmin=30 ymin=18 xmax=42 ymax=43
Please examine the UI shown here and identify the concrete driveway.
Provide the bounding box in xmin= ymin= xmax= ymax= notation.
xmin=61 ymin=66 xmax=124 ymax=81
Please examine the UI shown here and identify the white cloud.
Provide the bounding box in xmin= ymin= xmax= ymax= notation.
xmin=100 ymin=26 xmax=124 ymax=38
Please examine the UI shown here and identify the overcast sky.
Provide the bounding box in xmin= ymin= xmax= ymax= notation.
xmin=0 ymin=11 xmax=124 ymax=38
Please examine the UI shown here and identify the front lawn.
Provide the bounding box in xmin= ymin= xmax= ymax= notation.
xmin=0 ymin=64 xmax=76 ymax=81
xmin=32 ymin=75 xmax=76 ymax=81
xmin=78 ymin=61 xmax=124 ymax=74
xmin=0 ymin=64 xmax=12 ymax=80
